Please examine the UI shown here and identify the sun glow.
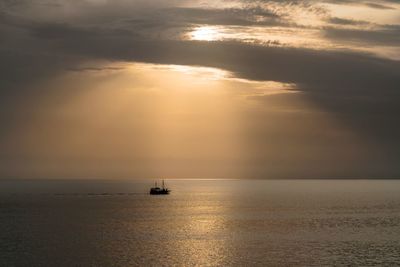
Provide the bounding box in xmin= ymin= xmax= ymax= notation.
xmin=150 ymin=64 xmax=229 ymax=81
xmin=190 ymin=26 xmax=220 ymax=41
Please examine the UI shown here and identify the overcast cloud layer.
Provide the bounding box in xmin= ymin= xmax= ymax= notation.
xmin=1 ymin=0 xmax=400 ymax=178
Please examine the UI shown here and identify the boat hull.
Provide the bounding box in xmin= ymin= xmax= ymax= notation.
xmin=149 ymin=188 xmax=170 ymax=195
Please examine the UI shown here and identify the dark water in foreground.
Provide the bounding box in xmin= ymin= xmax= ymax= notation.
xmin=1 ymin=179 xmax=400 ymax=266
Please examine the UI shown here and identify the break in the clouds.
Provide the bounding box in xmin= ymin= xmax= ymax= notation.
xmin=0 ymin=0 xmax=400 ymax=178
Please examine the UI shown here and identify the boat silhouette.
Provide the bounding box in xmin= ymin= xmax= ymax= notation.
xmin=150 ymin=180 xmax=170 ymax=195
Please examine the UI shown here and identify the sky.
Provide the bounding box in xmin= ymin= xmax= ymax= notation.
xmin=0 ymin=0 xmax=400 ymax=179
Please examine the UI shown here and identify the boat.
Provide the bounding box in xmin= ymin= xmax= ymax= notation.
xmin=149 ymin=180 xmax=170 ymax=195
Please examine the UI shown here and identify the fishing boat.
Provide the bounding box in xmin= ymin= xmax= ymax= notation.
xmin=149 ymin=180 xmax=170 ymax=195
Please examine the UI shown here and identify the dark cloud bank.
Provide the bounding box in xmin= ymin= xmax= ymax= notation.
xmin=1 ymin=0 xmax=400 ymax=178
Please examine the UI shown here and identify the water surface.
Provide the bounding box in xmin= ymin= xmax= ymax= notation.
xmin=1 ymin=179 xmax=400 ymax=266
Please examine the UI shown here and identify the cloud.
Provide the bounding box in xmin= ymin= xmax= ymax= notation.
xmin=327 ymin=17 xmax=370 ymax=26
xmin=364 ymin=3 xmax=396 ymax=9
xmin=1 ymin=1 xmax=400 ymax=110
xmin=323 ymin=26 xmax=400 ymax=46
xmin=1 ymin=0 xmax=399 ymax=97
xmin=1 ymin=0 xmax=400 ymax=177
xmin=164 ymin=7 xmax=282 ymax=26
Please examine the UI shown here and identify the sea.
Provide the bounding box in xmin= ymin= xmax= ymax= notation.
xmin=1 ymin=179 xmax=400 ymax=266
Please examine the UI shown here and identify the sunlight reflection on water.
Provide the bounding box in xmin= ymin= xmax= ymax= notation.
xmin=1 ymin=179 xmax=400 ymax=266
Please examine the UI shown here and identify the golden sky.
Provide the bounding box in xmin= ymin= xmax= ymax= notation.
xmin=0 ymin=0 xmax=399 ymax=178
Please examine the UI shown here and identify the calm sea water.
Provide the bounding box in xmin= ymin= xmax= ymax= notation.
xmin=1 ymin=179 xmax=400 ymax=266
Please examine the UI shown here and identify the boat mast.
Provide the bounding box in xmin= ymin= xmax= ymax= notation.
xmin=162 ymin=179 xmax=165 ymax=189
